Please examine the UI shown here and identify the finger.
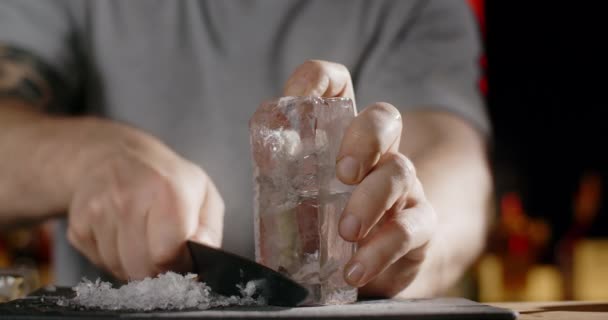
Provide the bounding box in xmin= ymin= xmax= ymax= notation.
xmin=190 ymin=177 xmax=225 ymax=248
xmin=68 ymin=195 xmax=105 ymax=269
xmin=283 ymin=60 xmax=355 ymax=100
xmin=88 ymin=188 xmax=130 ymax=280
xmin=339 ymin=153 xmax=415 ymax=242
xmin=337 ymin=102 xmax=402 ymax=185
xmin=117 ymin=200 xmax=153 ymax=280
xmin=343 ymin=200 xmax=435 ymax=287
xmin=67 ymin=225 xmax=103 ymax=269
xmin=147 ymin=177 xmax=199 ymax=274
xmin=92 ymin=201 xmax=126 ymax=280
xmin=360 ymin=245 xmax=427 ymax=298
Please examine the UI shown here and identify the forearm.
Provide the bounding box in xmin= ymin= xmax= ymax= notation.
xmin=0 ymin=98 xmax=183 ymax=229
xmin=0 ymin=45 xmax=78 ymax=226
xmin=398 ymin=111 xmax=492 ymax=297
xmin=0 ymin=99 xmax=77 ymax=225
xmin=0 ymin=99 xmax=135 ymax=228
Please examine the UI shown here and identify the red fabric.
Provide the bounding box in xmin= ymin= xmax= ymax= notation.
xmin=467 ymin=0 xmax=487 ymax=96
xmin=468 ymin=0 xmax=486 ymax=35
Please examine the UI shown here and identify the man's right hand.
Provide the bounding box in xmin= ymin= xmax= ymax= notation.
xmin=1 ymin=44 xmax=224 ymax=281
xmin=66 ymin=119 xmax=225 ymax=280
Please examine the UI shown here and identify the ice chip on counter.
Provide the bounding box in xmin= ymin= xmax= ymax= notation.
xmin=249 ymin=96 xmax=358 ymax=305
xmin=0 ymin=275 xmax=25 ymax=303
xmin=237 ymin=279 xmax=265 ymax=298
xmin=1 ymin=265 xmax=40 ymax=302
xmin=58 ymin=271 xmax=265 ymax=311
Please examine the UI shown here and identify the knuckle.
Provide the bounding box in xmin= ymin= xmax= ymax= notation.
xmin=150 ymin=171 xmax=181 ymax=203
xmin=370 ymin=102 xmax=401 ymax=120
xmin=83 ymin=197 xmax=105 ymax=221
xmin=298 ymin=59 xmax=324 ymax=76
xmin=303 ymin=59 xmax=345 ymax=78
xmin=353 ymin=103 xmax=401 ymax=152
xmin=328 ymin=60 xmax=350 ymax=76
xmin=151 ymin=171 xmax=173 ymax=192
xmin=109 ymin=189 xmax=131 ymax=216
xmin=393 ymin=218 xmax=414 ymax=247
xmin=304 ymin=59 xmax=325 ymax=69
xmin=192 ymin=167 xmax=211 ymax=195
xmin=384 ymin=154 xmax=415 ymax=196
xmin=388 ymin=153 xmax=416 ymax=179
xmin=336 ymin=62 xmax=350 ymax=75
xmin=190 ymin=163 xmax=207 ymax=181
xmin=389 ymin=153 xmax=414 ymax=178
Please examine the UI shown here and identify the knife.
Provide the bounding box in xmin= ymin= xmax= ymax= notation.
xmin=186 ymin=240 xmax=309 ymax=307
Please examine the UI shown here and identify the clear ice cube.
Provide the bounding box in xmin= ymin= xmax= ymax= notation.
xmin=249 ymin=96 xmax=357 ymax=305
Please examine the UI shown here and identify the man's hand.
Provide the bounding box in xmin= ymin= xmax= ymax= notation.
xmin=285 ymin=60 xmax=437 ymax=297
xmin=0 ymin=44 xmax=224 ymax=280
xmin=66 ymin=120 xmax=225 ymax=280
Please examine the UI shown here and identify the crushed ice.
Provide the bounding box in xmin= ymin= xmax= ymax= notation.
xmin=57 ymin=271 xmax=265 ymax=311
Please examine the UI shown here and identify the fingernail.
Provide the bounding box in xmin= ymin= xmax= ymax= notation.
xmin=345 ymin=262 xmax=365 ymax=285
xmin=337 ymin=156 xmax=360 ymax=183
xmin=340 ymin=214 xmax=361 ymax=240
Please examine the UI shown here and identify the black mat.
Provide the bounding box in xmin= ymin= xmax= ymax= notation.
xmin=0 ymin=287 xmax=517 ymax=319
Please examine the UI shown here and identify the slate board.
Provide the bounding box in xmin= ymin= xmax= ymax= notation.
xmin=0 ymin=287 xmax=517 ymax=320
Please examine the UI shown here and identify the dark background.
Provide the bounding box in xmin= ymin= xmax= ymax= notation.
xmin=486 ymin=1 xmax=607 ymax=261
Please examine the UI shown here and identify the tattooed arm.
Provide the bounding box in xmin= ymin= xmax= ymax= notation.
xmin=0 ymin=44 xmax=78 ymax=226
xmin=0 ymin=46 xmax=57 ymax=108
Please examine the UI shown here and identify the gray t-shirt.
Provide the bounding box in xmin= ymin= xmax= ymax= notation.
xmin=0 ymin=0 xmax=487 ymax=285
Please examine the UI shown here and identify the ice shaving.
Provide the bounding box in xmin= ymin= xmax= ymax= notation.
xmin=58 ymin=271 xmax=265 ymax=311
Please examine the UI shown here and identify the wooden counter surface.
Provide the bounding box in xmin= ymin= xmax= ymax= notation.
xmin=490 ymin=301 xmax=608 ymax=320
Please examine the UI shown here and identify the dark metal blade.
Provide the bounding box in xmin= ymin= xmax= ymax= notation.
xmin=186 ymin=240 xmax=308 ymax=307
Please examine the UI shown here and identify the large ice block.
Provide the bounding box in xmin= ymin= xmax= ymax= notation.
xmin=249 ymin=96 xmax=357 ymax=305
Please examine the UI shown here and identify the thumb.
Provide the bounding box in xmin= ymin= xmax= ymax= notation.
xmin=191 ymin=178 xmax=225 ymax=248
xmin=283 ymin=60 xmax=355 ymax=101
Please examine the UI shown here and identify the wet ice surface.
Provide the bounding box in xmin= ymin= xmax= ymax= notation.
xmin=57 ymin=272 xmax=265 ymax=311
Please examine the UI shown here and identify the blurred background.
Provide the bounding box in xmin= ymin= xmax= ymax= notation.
xmin=1 ymin=0 xmax=607 ymax=302
xmin=464 ymin=0 xmax=608 ymax=301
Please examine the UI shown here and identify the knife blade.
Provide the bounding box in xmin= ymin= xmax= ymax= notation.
xmin=186 ymin=240 xmax=309 ymax=307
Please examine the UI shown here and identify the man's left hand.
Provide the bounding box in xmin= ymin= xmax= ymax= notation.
xmin=284 ymin=60 xmax=437 ymax=297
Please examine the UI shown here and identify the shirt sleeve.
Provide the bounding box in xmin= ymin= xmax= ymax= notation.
xmin=355 ymin=0 xmax=489 ymax=136
xmin=0 ymin=0 xmax=81 ymax=109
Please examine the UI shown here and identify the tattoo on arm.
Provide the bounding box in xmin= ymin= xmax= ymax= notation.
xmin=0 ymin=45 xmax=62 ymax=108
